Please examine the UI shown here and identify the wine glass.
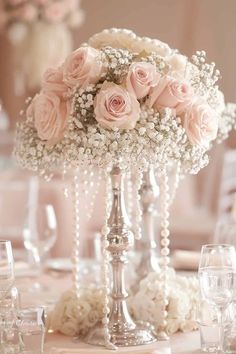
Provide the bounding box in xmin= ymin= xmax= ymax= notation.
xmin=0 ymin=240 xmax=14 ymax=302
xmin=23 ymin=203 xmax=57 ymax=290
xmin=198 ymin=244 xmax=236 ymax=351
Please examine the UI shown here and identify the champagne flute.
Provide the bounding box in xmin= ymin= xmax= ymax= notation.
xmin=0 ymin=240 xmax=14 ymax=302
xmin=198 ymin=244 xmax=236 ymax=351
xmin=23 ymin=203 xmax=57 ymax=291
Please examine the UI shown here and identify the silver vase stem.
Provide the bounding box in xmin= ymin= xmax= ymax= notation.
xmin=107 ymin=166 xmax=136 ymax=337
xmin=85 ymin=165 xmax=157 ymax=347
xmin=137 ymin=166 xmax=160 ymax=280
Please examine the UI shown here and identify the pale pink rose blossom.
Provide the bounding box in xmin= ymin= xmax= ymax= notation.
xmin=94 ymin=82 xmax=140 ymax=130
xmin=43 ymin=1 xmax=68 ymax=23
xmin=182 ymin=100 xmax=218 ymax=146
xmin=126 ymin=62 xmax=160 ymax=99
xmin=66 ymin=0 xmax=79 ymax=11
xmin=62 ymin=46 xmax=104 ymax=89
xmin=42 ymin=67 xmax=68 ymax=97
xmin=149 ymin=76 xmax=194 ymax=110
xmin=31 ymin=92 xmax=69 ymax=145
xmin=12 ymin=3 xmax=38 ymax=22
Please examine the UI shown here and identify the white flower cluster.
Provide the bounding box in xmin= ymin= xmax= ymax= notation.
xmin=190 ymin=51 xmax=221 ymax=105
xmin=47 ymin=286 xmax=104 ymax=337
xmin=15 ymin=105 xmax=209 ymax=175
xmin=101 ymin=46 xmax=134 ymax=82
xmin=47 ymin=269 xmax=199 ymax=337
xmin=129 ymin=269 xmax=199 ymax=335
xmin=217 ymin=103 xmax=236 ymax=142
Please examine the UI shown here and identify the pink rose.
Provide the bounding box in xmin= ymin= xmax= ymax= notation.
xmin=62 ymin=46 xmax=104 ymax=89
xmin=94 ymin=82 xmax=140 ymax=130
xmin=149 ymin=76 xmax=194 ymax=110
xmin=182 ymin=100 xmax=218 ymax=146
xmin=126 ymin=62 xmax=160 ymax=99
xmin=42 ymin=67 xmax=68 ymax=97
xmin=66 ymin=0 xmax=79 ymax=11
xmin=12 ymin=3 xmax=38 ymax=22
xmin=30 ymin=92 xmax=69 ymax=145
xmin=43 ymin=1 xmax=68 ymax=23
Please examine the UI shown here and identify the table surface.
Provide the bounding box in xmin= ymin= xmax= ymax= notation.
xmin=44 ymin=331 xmax=202 ymax=354
xmin=16 ymin=271 xmax=202 ymax=354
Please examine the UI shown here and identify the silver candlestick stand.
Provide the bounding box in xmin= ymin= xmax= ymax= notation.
xmin=85 ymin=166 xmax=157 ymax=347
xmin=136 ymin=166 xmax=160 ymax=281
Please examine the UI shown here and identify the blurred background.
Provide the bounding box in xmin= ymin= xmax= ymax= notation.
xmin=0 ymin=0 xmax=235 ymax=265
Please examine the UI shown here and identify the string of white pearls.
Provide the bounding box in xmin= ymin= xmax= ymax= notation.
xmin=89 ymin=28 xmax=170 ymax=51
xmin=62 ymin=163 xmax=69 ymax=198
xmin=101 ymin=170 xmax=117 ymax=350
xmin=82 ymin=168 xmax=89 ymax=196
xmin=71 ymin=172 xmax=80 ymax=301
xmin=158 ymin=168 xmax=171 ymax=340
xmin=126 ymin=170 xmax=133 ymax=222
xmin=86 ymin=167 xmax=102 ymax=220
xmin=133 ymin=169 xmax=143 ymax=240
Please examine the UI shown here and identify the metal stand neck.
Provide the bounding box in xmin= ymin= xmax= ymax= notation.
xmin=85 ymin=166 xmax=157 ymax=347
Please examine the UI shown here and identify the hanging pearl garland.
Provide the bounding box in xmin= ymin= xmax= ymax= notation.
xmin=71 ymin=171 xmax=80 ymax=301
xmin=133 ymin=169 xmax=143 ymax=240
xmin=62 ymin=162 xmax=69 ymax=198
xmin=82 ymin=167 xmax=89 ymax=196
xmin=126 ymin=170 xmax=134 ymax=222
xmin=101 ymin=169 xmax=117 ymax=351
xmin=158 ymin=167 xmax=171 ymax=340
xmin=86 ymin=167 xmax=102 ymax=220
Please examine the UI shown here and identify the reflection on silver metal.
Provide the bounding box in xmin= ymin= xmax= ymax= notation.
xmin=136 ymin=166 xmax=160 ymax=280
xmin=85 ymin=166 xmax=157 ymax=347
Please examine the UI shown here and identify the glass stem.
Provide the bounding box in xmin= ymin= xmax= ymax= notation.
xmin=217 ymin=307 xmax=224 ymax=352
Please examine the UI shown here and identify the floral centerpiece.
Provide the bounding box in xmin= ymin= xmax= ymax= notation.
xmin=47 ymin=269 xmax=199 ymax=337
xmin=15 ymin=28 xmax=230 ymax=173
xmin=0 ymin=0 xmax=85 ymax=92
xmin=15 ymin=28 xmax=236 ymax=349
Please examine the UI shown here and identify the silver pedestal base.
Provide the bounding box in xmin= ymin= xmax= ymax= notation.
xmin=84 ymin=322 xmax=157 ymax=347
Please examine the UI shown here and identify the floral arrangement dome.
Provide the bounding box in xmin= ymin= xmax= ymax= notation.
xmin=15 ymin=28 xmax=235 ymax=176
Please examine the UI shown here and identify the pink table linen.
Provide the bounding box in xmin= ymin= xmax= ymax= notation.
xmin=45 ymin=331 xmax=201 ymax=354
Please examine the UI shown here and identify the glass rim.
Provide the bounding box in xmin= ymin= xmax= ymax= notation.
xmin=0 ymin=240 xmax=12 ymax=244
xmin=201 ymin=243 xmax=235 ymax=250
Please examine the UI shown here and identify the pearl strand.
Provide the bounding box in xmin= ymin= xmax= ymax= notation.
xmin=62 ymin=162 xmax=69 ymax=198
xmin=126 ymin=170 xmax=133 ymax=222
xmin=82 ymin=168 xmax=89 ymax=196
xmin=86 ymin=167 xmax=102 ymax=220
xmin=159 ymin=168 xmax=170 ymax=340
xmin=101 ymin=170 xmax=117 ymax=351
xmin=71 ymin=172 xmax=80 ymax=301
xmin=133 ymin=169 xmax=143 ymax=240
